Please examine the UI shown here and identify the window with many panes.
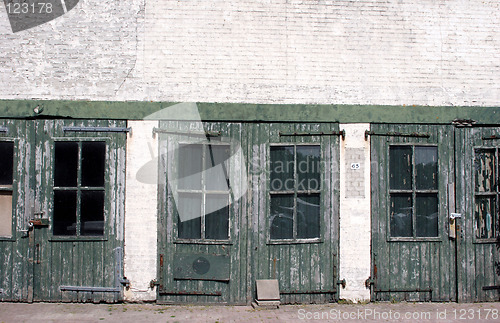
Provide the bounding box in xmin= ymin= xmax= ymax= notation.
xmin=474 ymin=148 xmax=499 ymax=240
xmin=53 ymin=141 xmax=106 ymax=236
xmin=176 ymin=143 xmax=230 ymax=240
xmin=0 ymin=141 xmax=14 ymax=238
xmin=269 ymin=145 xmax=321 ymax=240
xmin=389 ymin=145 xmax=438 ymax=238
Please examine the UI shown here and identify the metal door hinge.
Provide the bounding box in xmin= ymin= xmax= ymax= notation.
xmin=337 ymin=279 xmax=346 ymax=289
xmin=149 ymin=279 xmax=160 ymax=289
xmin=365 ymin=277 xmax=375 ymax=289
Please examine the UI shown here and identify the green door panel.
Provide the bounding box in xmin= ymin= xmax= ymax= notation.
xmin=0 ymin=119 xmax=127 ymax=303
xmin=370 ymin=124 xmax=456 ymax=302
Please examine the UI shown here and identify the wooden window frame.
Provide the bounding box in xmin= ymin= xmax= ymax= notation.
xmin=387 ymin=143 xmax=442 ymax=242
xmin=0 ymin=138 xmax=17 ymax=241
xmin=267 ymin=142 xmax=323 ymax=244
xmin=49 ymin=137 xmax=109 ymax=241
xmin=173 ymin=141 xmax=233 ymax=244
xmin=472 ymin=146 xmax=499 ymax=244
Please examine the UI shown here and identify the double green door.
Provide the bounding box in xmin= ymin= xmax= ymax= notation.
xmin=371 ymin=124 xmax=500 ymax=302
xmin=0 ymin=119 xmax=126 ymax=302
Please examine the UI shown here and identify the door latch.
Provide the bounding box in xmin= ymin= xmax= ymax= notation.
xmin=449 ymin=213 xmax=461 ymax=239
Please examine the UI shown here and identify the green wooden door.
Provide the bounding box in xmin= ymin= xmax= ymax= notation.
xmin=249 ymin=123 xmax=340 ymax=304
xmin=0 ymin=119 xmax=127 ymax=302
xmin=455 ymin=127 xmax=500 ymax=302
xmin=370 ymin=124 xmax=456 ymax=302
xmin=0 ymin=120 xmax=32 ymax=301
xmin=157 ymin=121 xmax=248 ymax=304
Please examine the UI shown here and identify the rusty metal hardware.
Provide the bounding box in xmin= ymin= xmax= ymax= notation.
xmin=279 ymin=130 xmax=345 ymax=140
xmin=159 ymin=290 xmax=222 ymax=296
xmin=364 ymin=130 xmax=430 ymax=140
xmin=280 ymin=289 xmax=337 ymax=295
xmin=149 ymin=279 xmax=160 ymax=289
xmin=365 ymin=277 xmax=375 ymax=289
xmin=29 ymin=218 xmax=49 ymax=226
xmin=60 ymin=286 xmax=121 ymax=293
xmin=374 ymin=288 xmax=432 ymax=293
xmin=152 ymin=127 xmax=220 ymax=137
xmin=63 ymin=126 xmax=131 ymax=133
xmin=337 ymin=279 xmax=346 ymax=289
xmin=483 ymin=285 xmax=500 ymax=290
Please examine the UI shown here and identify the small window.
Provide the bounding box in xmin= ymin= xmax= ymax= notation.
xmin=0 ymin=141 xmax=14 ymax=238
xmin=269 ymin=145 xmax=321 ymax=240
xmin=389 ymin=145 xmax=438 ymax=238
xmin=53 ymin=141 xmax=106 ymax=236
xmin=474 ymin=148 xmax=498 ymax=240
xmin=176 ymin=143 xmax=230 ymax=240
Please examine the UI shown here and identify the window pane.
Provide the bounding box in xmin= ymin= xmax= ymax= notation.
xmin=297 ymin=146 xmax=320 ymax=191
xmin=81 ymin=190 xmax=105 ymax=236
xmin=390 ymin=193 xmax=412 ymax=237
xmin=0 ymin=192 xmax=12 ymax=237
xmin=389 ymin=146 xmax=412 ymax=190
xmin=270 ymin=146 xmax=294 ymax=192
xmin=0 ymin=142 xmax=14 ymax=185
xmin=177 ymin=193 xmax=201 ymax=239
xmin=205 ymin=145 xmax=230 ymax=191
xmin=297 ymin=194 xmax=320 ymax=239
xmin=416 ymin=194 xmax=438 ymax=237
xmin=415 ymin=146 xmax=438 ymax=190
xmin=53 ymin=190 xmax=77 ymax=236
xmin=474 ymin=149 xmax=496 ymax=192
xmin=205 ymin=194 xmax=229 ymax=240
xmin=178 ymin=144 xmax=203 ymax=190
xmin=270 ymin=194 xmax=293 ymax=239
xmin=475 ymin=196 xmax=496 ymax=239
xmin=54 ymin=142 xmax=78 ymax=187
xmin=81 ymin=142 xmax=106 ymax=187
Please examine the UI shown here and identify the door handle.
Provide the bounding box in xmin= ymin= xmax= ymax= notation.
xmin=449 ymin=213 xmax=461 ymax=239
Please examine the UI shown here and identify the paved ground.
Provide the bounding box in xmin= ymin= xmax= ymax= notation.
xmin=1 ymin=302 xmax=500 ymax=322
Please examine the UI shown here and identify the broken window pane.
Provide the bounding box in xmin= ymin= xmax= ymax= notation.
xmin=0 ymin=191 xmax=13 ymax=237
xmin=178 ymin=144 xmax=203 ymax=190
xmin=270 ymin=194 xmax=293 ymax=239
xmin=297 ymin=194 xmax=320 ymax=239
xmin=475 ymin=196 xmax=496 ymax=239
xmin=205 ymin=194 xmax=229 ymax=240
xmin=474 ymin=149 xmax=496 ymax=193
xmin=390 ymin=146 xmax=412 ymax=190
xmin=53 ymin=190 xmax=77 ymax=236
xmin=54 ymin=142 xmax=78 ymax=187
xmin=204 ymin=145 xmax=230 ymax=191
xmin=296 ymin=146 xmax=320 ymax=191
xmin=416 ymin=194 xmax=438 ymax=237
xmin=270 ymin=146 xmax=294 ymax=192
xmin=177 ymin=192 xmax=202 ymax=239
xmin=81 ymin=190 xmax=105 ymax=236
xmin=81 ymin=142 xmax=106 ymax=187
xmin=390 ymin=194 xmax=412 ymax=237
xmin=0 ymin=142 xmax=13 ymax=186
xmin=415 ymin=147 xmax=438 ymax=190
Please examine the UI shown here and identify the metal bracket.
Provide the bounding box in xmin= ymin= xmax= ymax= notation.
xmin=152 ymin=127 xmax=220 ymax=138
xmin=452 ymin=119 xmax=477 ymax=127
xmin=365 ymin=130 xmax=430 ymax=140
xmin=63 ymin=126 xmax=131 ymax=134
xmin=365 ymin=277 xmax=375 ymax=289
xmin=278 ymin=130 xmax=346 ymax=140
xmin=337 ymin=279 xmax=347 ymax=289
xmin=149 ymin=279 xmax=160 ymax=289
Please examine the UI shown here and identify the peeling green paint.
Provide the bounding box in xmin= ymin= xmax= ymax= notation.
xmin=0 ymin=100 xmax=499 ymax=124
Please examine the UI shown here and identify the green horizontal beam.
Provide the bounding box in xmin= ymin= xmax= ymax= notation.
xmin=0 ymin=99 xmax=499 ymax=124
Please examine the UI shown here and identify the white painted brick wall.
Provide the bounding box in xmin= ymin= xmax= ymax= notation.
xmin=339 ymin=124 xmax=371 ymax=302
xmin=124 ymin=121 xmax=158 ymax=301
xmin=0 ymin=0 xmax=498 ymax=106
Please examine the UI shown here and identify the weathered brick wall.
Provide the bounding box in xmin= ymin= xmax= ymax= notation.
xmin=0 ymin=0 xmax=498 ymax=105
